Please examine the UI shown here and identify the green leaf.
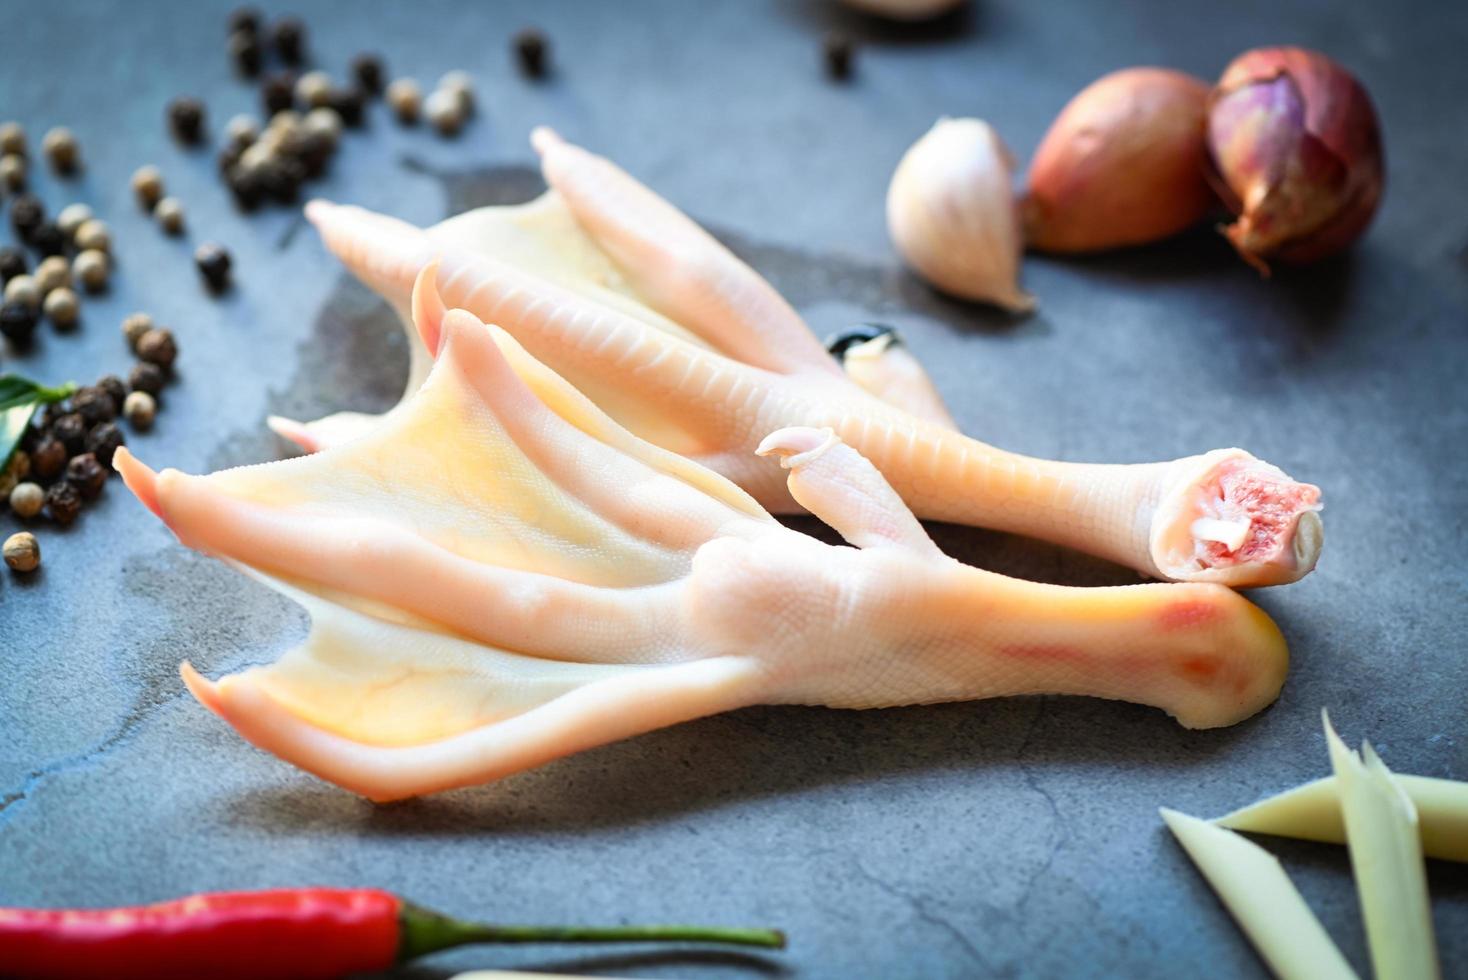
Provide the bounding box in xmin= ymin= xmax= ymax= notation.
xmin=0 ymin=374 xmax=77 ymax=471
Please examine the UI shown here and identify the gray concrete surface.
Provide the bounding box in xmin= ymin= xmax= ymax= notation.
xmin=1 ymin=1 xmax=1465 ymax=976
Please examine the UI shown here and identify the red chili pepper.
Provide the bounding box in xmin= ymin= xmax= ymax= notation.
xmin=0 ymin=887 xmax=785 ymax=980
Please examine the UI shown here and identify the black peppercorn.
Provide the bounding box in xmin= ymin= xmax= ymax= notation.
xmin=72 ymin=386 xmax=118 ymax=425
xmin=30 ymin=221 xmax=65 ymax=258
xmin=129 ymin=361 xmax=166 ymax=396
xmin=96 ymin=374 xmax=127 ymax=406
xmin=226 ymin=167 xmax=265 ymax=211
xmin=271 ymin=17 xmax=306 ymax=65
xmin=229 ymin=30 xmax=264 ymax=77
xmin=328 ymin=87 xmax=365 ymax=127
xmin=0 ymin=246 xmax=25 ymax=283
xmin=0 ymin=300 xmax=38 ymax=346
xmin=351 ymin=53 xmax=384 ymax=95
xmin=262 ymin=72 xmax=297 ymax=115
xmin=270 ymin=155 xmax=310 ymax=202
xmin=10 ymin=194 xmax=44 ymax=241
xmin=137 ymin=328 xmax=178 ymax=369
xmin=31 ymin=436 xmax=66 ymax=481
xmin=823 ymin=33 xmax=855 ymax=81
xmin=168 ymin=98 xmax=207 ymax=144
xmin=217 ymin=142 xmax=245 ymax=175
xmin=195 ymin=243 xmax=233 ymax=291
xmin=45 ymin=481 xmax=81 ymax=526
xmin=66 ymin=452 xmax=107 ymax=500
xmin=85 ymin=422 xmax=125 ymax=469
xmin=228 ymin=6 xmax=262 ymax=35
xmin=51 ymin=412 xmax=87 ymax=455
xmin=513 ymin=28 xmax=550 ymax=78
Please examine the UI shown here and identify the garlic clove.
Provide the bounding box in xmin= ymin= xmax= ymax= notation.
xmin=1022 ymin=67 xmax=1216 ymax=254
xmin=887 ymin=117 xmax=1034 ymax=312
xmin=1207 ymin=47 xmax=1384 ymax=273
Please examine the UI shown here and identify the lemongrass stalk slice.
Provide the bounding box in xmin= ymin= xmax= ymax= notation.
xmin=1324 ymin=712 xmax=1442 ymax=980
xmin=1159 ymin=808 xmax=1358 ymax=980
xmin=1215 ymin=774 xmax=1468 ymax=863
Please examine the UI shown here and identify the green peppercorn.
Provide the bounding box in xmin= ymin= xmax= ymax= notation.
xmin=0 ymin=299 xmax=38 ymax=345
xmin=137 ymin=328 xmax=178 ymax=368
xmin=155 ymin=198 xmax=186 ymax=235
xmin=131 ymin=165 xmax=165 ymax=210
xmin=9 ymin=482 xmax=44 ymax=520
xmin=0 ymin=122 xmax=25 ymax=157
xmin=73 ymin=249 xmax=109 ymax=292
xmin=73 ymin=219 xmax=111 ymax=253
xmin=45 ymin=481 xmax=81 ymax=526
xmin=30 ymin=436 xmax=65 ymax=481
xmin=121 ymin=312 xmax=153 ymax=350
xmin=34 ymin=255 xmax=70 ymax=295
xmin=0 ymin=247 xmax=25 ymax=283
xmin=3 ymin=531 xmax=40 ymax=573
xmin=43 ymin=287 xmax=80 ymax=330
xmin=129 ymin=361 xmax=165 ymax=396
xmin=72 ymin=386 xmax=118 ymax=425
xmin=123 ymin=390 xmax=156 ymax=431
xmin=41 ymin=127 xmax=80 ymax=173
xmin=85 ymin=422 xmax=124 ymax=468
xmin=4 ymin=275 xmax=39 ymax=310
xmin=66 ymin=452 xmax=107 ymax=500
xmin=168 ymin=98 xmax=207 ymax=144
xmin=0 ymin=153 xmax=25 ymax=191
xmin=195 ymin=243 xmax=232 ymax=291
xmin=96 ymin=374 xmax=127 ymax=406
xmin=386 ymin=78 xmax=421 ymax=123
xmin=56 ymin=202 xmax=93 ymax=239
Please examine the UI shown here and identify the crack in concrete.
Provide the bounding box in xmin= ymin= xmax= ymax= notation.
xmin=0 ymin=689 xmax=187 ymax=829
xmin=850 ymin=859 xmax=988 ymax=969
xmin=1012 ymin=701 xmax=1072 ymax=910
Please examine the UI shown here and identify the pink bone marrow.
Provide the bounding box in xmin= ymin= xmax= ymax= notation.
xmin=1196 ymin=459 xmax=1321 ymax=567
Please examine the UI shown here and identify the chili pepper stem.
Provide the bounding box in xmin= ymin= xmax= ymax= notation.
xmin=397 ymin=902 xmax=786 ymax=962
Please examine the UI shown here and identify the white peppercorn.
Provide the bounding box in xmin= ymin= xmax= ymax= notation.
xmin=43 ymin=287 xmax=79 ymax=328
xmin=73 ymin=218 xmax=110 ymax=253
xmin=295 ymin=70 xmax=333 ymax=109
xmin=226 ymin=113 xmax=260 ymax=146
xmin=3 ymin=531 xmax=39 ymax=573
xmin=123 ymin=390 xmax=156 ymax=431
xmin=0 ymin=122 xmax=24 ymax=157
xmin=425 ymin=89 xmax=464 ymax=136
xmin=33 ymin=255 xmax=70 ymax=295
xmin=0 ymin=154 xmax=24 ymax=191
xmin=8 ymin=482 xmax=44 ymax=519
xmin=121 ymin=311 xmax=153 ymax=349
xmin=437 ymin=70 xmax=475 ymax=115
xmin=386 ymin=78 xmax=421 ymax=123
xmin=73 ymin=249 xmax=109 ymax=292
xmin=41 ymin=127 xmax=80 ymax=173
xmin=155 ymin=197 xmax=186 ymax=235
xmin=4 ymin=274 xmax=39 ymax=310
xmin=303 ymin=107 xmax=342 ymax=147
xmin=56 ymin=202 xmax=93 ymax=239
xmin=131 ymin=165 xmax=165 ymax=210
